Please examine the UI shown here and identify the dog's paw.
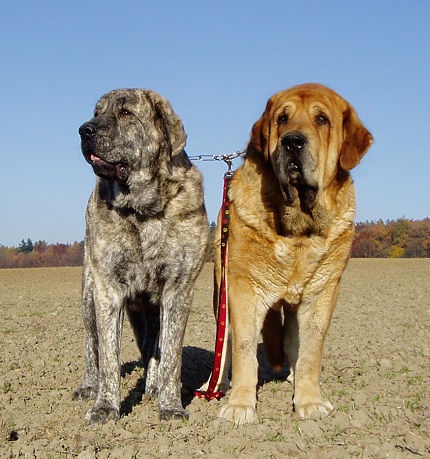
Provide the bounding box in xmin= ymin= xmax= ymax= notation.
xmin=84 ymin=405 xmax=120 ymax=425
xmin=219 ymin=403 xmax=257 ymax=425
xmin=295 ymin=400 xmax=333 ymax=419
xmin=159 ymin=408 xmax=189 ymax=421
xmin=72 ymin=385 xmax=97 ymax=401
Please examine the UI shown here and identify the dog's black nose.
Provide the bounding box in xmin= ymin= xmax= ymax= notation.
xmin=79 ymin=122 xmax=97 ymax=138
xmin=282 ymin=133 xmax=307 ymax=151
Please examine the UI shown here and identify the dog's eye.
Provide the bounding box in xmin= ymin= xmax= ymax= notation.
xmin=316 ymin=113 xmax=329 ymax=126
xmin=119 ymin=109 xmax=131 ymax=118
xmin=278 ymin=114 xmax=288 ymax=125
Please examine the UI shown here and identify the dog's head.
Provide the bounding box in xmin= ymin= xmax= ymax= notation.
xmin=250 ymin=83 xmax=373 ymax=209
xmin=79 ymin=89 xmax=186 ymax=183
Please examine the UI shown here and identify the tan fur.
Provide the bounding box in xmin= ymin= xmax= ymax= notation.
xmin=216 ymin=83 xmax=373 ymax=423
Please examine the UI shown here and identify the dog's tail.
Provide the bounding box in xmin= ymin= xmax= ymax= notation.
xmin=262 ymin=308 xmax=284 ymax=372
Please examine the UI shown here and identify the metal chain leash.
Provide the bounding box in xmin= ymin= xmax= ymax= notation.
xmin=188 ymin=149 xmax=246 ymax=175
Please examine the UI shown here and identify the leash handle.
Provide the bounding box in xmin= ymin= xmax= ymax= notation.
xmin=194 ymin=171 xmax=232 ymax=401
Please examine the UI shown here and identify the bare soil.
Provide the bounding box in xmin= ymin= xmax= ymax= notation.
xmin=0 ymin=259 xmax=429 ymax=458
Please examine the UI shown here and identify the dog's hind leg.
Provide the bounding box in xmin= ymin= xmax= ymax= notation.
xmin=126 ymin=307 xmax=146 ymax=356
xmin=262 ymin=304 xmax=285 ymax=372
xmin=157 ymin=284 xmax=192 ymax=421
xmin=282 ymin=305 xmax=299 ymax=384
xmin=73 ymin=267 xmax=99 ymax=401
xmin=127 ymin=306 xmax=161 ymax=398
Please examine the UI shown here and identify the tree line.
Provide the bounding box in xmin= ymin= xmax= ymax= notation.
xmin=352 ymin=218 xmax=430 ymax=258
xmin=0 ymin=218 xmax=428 ymax=268
xmin=0 ymin=225 xmax=217 ymax=269
xmin=0 ymin=239 xmax=85 ymax=268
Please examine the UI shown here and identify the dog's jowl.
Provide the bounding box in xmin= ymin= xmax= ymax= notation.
xmin=73 ymin=89 xmax=208 ymax=424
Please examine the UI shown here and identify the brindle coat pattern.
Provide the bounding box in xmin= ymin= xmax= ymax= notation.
xmin=213 ymin=84 xmax=373 ymax=424
xmin=72 ymin=89 xmax=208 ymax=424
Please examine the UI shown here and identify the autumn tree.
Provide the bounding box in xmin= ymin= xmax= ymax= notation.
xmin=352 ymin=218 xmax=430 ymax=258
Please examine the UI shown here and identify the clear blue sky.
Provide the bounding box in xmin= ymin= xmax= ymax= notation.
xmin=1 ymin=1 xmax=429 ymax=247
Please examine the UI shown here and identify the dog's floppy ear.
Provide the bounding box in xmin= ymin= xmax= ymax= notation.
xmin=340 ymin=106 xmax=373 ymax=170
xmin=250 ymin=98 xmax=276 ymax=161
xmin=147 ymin=91 xmax=187 ymax=157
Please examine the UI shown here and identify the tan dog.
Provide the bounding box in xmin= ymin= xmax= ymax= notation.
xmin=214 ymin=83 xmax=373 ymax=423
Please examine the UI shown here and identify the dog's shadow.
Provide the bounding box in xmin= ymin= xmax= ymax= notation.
xmin=120 ymin=344 xmax=289 ymax=417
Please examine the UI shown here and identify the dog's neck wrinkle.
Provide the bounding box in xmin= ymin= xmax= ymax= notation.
xmin=98 ymin=178 xmax=167 ymax=218
xmin=97 ymin=160 xmax=197 ymax=220
xmin=281 ymin=204 xmax=329 ymax=237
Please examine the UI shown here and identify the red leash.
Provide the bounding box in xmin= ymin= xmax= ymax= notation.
xmin=194 ymin=171 xmax=232 ymax=401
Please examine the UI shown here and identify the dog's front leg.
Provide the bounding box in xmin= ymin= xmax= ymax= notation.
xmin=292 ymin=281 xmax=340 ymax=419
xmin=157 ymin=286 xmax=191 ymax=421
xmin=84 ymin=285 xmax=125 ymax=424
xmin=219 ymin=286 xmax=265 ymax=424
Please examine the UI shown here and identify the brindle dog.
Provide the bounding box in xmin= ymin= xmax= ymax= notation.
xmin=73 ymin=89 xmax=208 ymax=424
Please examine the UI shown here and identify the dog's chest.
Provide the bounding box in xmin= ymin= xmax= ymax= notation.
xmin=230 ymin=216 xmax=329 ymax=306
xmin=101 ymin=215 xmax=170 ymax=293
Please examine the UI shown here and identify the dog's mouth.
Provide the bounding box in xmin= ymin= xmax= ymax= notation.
xmin=84 ymin=152 xmax=129 ymax=182
xmin=287 ymin=160 xmax=300 ymax=182
xmin=275 ymin=132 xmax=320 ymax=210
xmin=282 ymin=158 xmax=318 ymax=209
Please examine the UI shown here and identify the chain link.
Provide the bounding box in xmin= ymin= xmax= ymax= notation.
xmin=188 ymin=149 xmax=246 ymax=175
xmin=188 ymin=150 xmax=246 ymax=161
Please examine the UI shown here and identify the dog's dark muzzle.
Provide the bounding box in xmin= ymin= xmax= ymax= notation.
xmin=79 ymin=121 xmax=129 ymax=182
xmin=278 ymin=132 xmax=318 ymax=208
xmin=282 ymin=134 xmax=304 ymax=183
xmin=280 ymin=132 xmax=308 ymax=185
